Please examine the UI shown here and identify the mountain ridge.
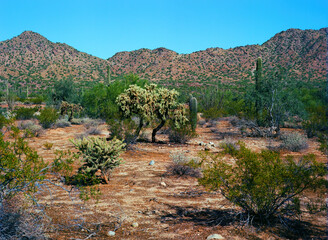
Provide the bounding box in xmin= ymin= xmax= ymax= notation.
xmin=0 ymin=27 xmax=326 ymax=87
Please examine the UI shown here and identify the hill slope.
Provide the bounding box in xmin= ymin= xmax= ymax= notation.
xmin=0 ymin=31 xmax=108 ymax=84
xmin=0 ymin=28 xmax=326 ymax=88
xmin=108 ymin=28 xmax=327 ymax=84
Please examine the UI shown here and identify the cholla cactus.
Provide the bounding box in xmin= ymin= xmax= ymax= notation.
xmin=71 ymin=137 xmax=125 ymax=184
xmin=60 ymin=101 xmax=83 ymax=122
xmin=116 ymin=84 xmax=188 ymax=143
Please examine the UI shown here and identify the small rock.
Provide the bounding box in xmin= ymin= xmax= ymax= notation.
xmin=204 ymin=145 xmax=211 ymax=151
xmin=107 ymin=231 xmax=115 ymax=236
xmin=149 ymin=160 xmax=155 ymax=165
xmin=207 ymin=234 xmax=224 ymax=240
xmin=160 ymin=181 xmax=167 ymax=187
xmin=132 ymin=222 xmax=139 ymax=227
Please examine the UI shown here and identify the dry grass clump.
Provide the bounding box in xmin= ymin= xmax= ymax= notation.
xmin=17 ymin=120 xmax=44 ymax=137
xmin=83 ymin=118 xmax=104 ymax=129
xmin=280 ymin=132 xmax=308 ymax=152
xmin=165 ymin=152 xmax=201 ymax=178
xmin=54 ymin=118 xmax=71 ymax=128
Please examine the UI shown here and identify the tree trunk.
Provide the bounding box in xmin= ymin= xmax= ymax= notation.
xmin=130 ymin=117 xmax=144 ymax=143
xmin=152 ymin=120 xmax=166 ymax=143
xmin=68 ymin=111 xmax=73 ymax=122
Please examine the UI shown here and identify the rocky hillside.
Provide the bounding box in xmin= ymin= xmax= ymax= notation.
xmin=0 ymin=31 xmax=108 ymax=84
xmin=108 ymin=28 xmax=327 ymax=84
xmin=0 ymin=28 xmax=326 ymax=88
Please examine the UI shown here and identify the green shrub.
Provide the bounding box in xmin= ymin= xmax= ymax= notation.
xmin=0 ymin=125 xmax=48 ymax=200
xmin=71 ymin=137 xmax=125 ymax=184
xmin=107 ymin=118 xmax=138 ymax=146
xmin=318 ymin=134 xmax=328 ymax=155
xmin=280 ymin=132 xmax=308 ymax=152
xmin=29 ymin=96 xmax=44 ymax=104
xmin=198 ymin=143 xmax=327 ymax=222
xmin=38 ymin=107 xmax=59 ymax=129
xmin=14 ymin=106 xmax=39 ymax=120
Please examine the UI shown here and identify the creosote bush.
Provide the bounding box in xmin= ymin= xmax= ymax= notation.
xmin=280 ymin=132 xmax=308 ymax=152
xmin=71 ymin=137 xmax=125 ymax=184
xmin=14 ymin=106 xmax=39 ymax=120
xmin=38 ymin=107 xmax=59 ymax=129
xmin=198 ymin=142 xmax=327 ymax=223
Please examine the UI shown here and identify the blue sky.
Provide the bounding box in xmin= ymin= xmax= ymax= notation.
xmin=0 ymin=0 xmax=327 ymax=59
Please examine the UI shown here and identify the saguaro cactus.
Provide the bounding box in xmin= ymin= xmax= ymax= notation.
xmin=189 ymin=96 xmax=198 ymax=132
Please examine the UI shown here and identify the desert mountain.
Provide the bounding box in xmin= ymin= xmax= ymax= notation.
xmin=108 ymin=28 xmax=327 ymax=84
xmin=0 ymin=31 xmax=108 ymax=83
xmin=0 ymin=28 xmax=326 ymax=86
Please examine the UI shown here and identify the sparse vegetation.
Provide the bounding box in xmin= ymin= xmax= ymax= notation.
xmin=0 ymin=28 xmax=326 ymax=239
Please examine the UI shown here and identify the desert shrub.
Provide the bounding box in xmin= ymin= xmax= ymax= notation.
xmin=83 ymin=118 xmax=103 ymax=129
xmin=25 ymin=124 xmax=44 ymax=138
xmin=318 ymin=134 xmax=328 ymax=155
xmin=55 ymin=118 xmax=71 ymax=128
xmin=0 ymin=123 xmax=49 ymax=239
xmin=71 ymin=137 xmax=125 ymax=184
xmin=280 ymin=132 xmax=308 ymax=152
xmin=17 ymin=120 xmax=44 ymax=137
xmin=29 ymin=96 xmax=44 ymax=104
xmin=75 ymin=132 xmax=89 ymax=140
xmin=166 ymin=152 xmax=201 ymax=178
xmin=0 ymin=114 xmax=8 ymax=129
xmin=43 ymin=142 xmax=53 ymax=150
xmin=14 ymin=106 xmax=39 ymax=120
xmin=0 ymin=198 xmax=48 ymax=240
xmin=85 ymin=127 xmax=102 ymax=135
xmin=0 ymin=124 xmax=48 ymax=201
xmin=168 ymin=123 xmax=194 ymax=144
xmin=71 ymin=117 xmax=89 ymax=125
xmin=219 ymin=138 xmax=239 ymax=151
xmin=107 ymin=118 xmax=138 ymax=146
xmin=38 ymin=107 xmax=59 ymax=129
xmin=198 ymin=143 xmax=327 ymax=223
